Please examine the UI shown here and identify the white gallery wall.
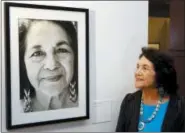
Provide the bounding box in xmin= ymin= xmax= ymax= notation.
xmin=1 ymin=1 xmax=148 ymax=132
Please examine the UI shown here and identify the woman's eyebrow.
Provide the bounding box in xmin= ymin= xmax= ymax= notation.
xmin=143 ymin=64 xmax=153 ymax=69
xmin=138 ymin=64 xmax=150 ymax=68
xmin=32 ymin=45 xmax=41 ymax=49
xmin=56 ymin=41 xmax=69 ymax=47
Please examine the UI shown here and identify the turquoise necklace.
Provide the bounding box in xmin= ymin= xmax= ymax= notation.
xmin=138 ymin=97 xmax=163 ymax=131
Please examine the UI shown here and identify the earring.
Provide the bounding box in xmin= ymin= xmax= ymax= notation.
xmin=69 ymin=82 xmax=78 ymax=102
xmin=23 ymin=89 xmax=33 ymax=112
xmin=158 ymin=86 xmax=165 ymax=98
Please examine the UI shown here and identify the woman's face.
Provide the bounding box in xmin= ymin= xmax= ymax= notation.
xmin=24 ymin=21 xmax=74 ymax=96
xmin=135 ymin=56 xmax=156 ymax=89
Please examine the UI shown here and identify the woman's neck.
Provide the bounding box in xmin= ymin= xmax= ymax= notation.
xmin=142 ymin=88 xmax=169 ymax=105
xmin=35 ymin=87 xmax=69 ymax=110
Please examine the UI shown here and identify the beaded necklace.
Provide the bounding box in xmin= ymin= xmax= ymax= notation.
xmin=138 ymin=96 xmax=163 ymax=131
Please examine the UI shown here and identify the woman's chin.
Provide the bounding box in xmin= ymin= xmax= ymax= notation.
xmin=38 ymin=85 xmax=67 ymax=96
xmin=37 ymin=79 xmax=67 ymax=92
xmin=135 ymin=83 xmax=144 ymax=89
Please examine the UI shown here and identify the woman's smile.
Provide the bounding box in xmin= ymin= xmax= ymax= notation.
xmin=41 ymin=74 xmax=63 ymax=82
xmin=136 ymin=77 xmax=144 ymax=81
xmin=135 ymin=74 xmax=144 ymax=82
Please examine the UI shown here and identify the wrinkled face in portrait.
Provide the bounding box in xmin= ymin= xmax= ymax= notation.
xmin=24 ymin=21 xmax=74 ymax=96
xmin=135 ymin=56 xmax=156 ymax=89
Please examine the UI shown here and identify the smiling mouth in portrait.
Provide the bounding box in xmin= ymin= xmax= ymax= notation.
xmin=41 ymin=75 xmax=63 ymax=82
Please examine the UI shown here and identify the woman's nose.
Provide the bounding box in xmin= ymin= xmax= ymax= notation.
xmin=135 ymin=68 xmax=142 ymax=76
xmin=43 ymin=54 xmax=60 ymax=70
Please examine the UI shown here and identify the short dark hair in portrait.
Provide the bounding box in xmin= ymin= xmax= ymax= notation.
xmin=19 ymin=18 xmax=78 ymax=112
xmin=139 ymin=47 xmax=178 ymax=95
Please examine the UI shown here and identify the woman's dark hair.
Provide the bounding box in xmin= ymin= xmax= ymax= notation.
xmin=19 ymin=19 xmax=78 ymax=99
xmin=139 ymin=47 xmax=178 ymax=95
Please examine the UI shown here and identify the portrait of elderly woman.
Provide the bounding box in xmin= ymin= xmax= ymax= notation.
xmin=19 ymin=19 xmax=79 ymax=113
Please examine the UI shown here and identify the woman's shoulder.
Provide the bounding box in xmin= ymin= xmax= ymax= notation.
xmin=120 ymin=90 xmax=142 ymax=109
xmin=64 ymin=93 xmax=78 ymax=108
xmin=177 ymin=95 xmax=185 ymax=111
xmin=19 ymin=97 xmax=45 ymax=113
xmin=123 ymin=90 xmax=142 ymax=102
xmin=171 ymin=94 xmax=185 ymax=107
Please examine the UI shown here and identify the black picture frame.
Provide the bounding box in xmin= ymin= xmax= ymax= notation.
xmin=4 ymin=2 xmax=89 ymax=130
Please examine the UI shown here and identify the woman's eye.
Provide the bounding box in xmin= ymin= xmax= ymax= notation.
xmin=31 ymin=51 xmax=45 ymax=57
xmin=143 ymin=67 xmax=150 ymax=71
xmin=136 ymin=65 xmax=140 ymax=70
xmin=143 ymin=67 xmax=147 ymax=70
xmin=56 ymin=48 xmax=69 ymax=53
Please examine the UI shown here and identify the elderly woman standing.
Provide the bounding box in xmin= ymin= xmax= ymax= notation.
xmin=116 ymin=47 xmax=185 ymax=132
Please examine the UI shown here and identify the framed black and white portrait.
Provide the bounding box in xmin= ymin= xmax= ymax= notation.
xmin=4 ymin=2 xmax=89 ymax=129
